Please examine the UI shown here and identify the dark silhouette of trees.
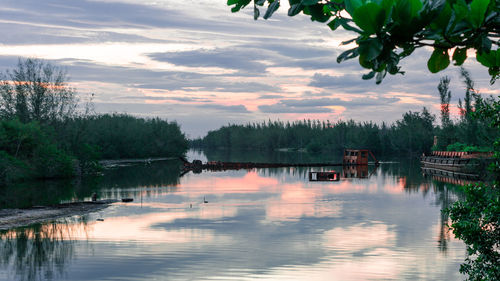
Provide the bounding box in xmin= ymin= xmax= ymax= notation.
xmin=0 ymin=58 xmax=77 ymax=124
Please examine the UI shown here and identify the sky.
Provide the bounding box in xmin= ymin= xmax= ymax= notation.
xmin=0 ymin=0 xmax=498 ymax=138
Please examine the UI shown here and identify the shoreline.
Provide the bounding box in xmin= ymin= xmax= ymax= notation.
xmin=99 ymin=157 xmax=178 ymax=168
xmin=0 ymin=200 xmax=117 ymax=231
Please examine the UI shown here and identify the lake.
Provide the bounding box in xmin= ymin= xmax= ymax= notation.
xmin=0 ymin=150 xmax=467 ymax=280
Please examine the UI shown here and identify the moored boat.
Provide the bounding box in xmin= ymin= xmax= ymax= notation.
xmin=421 ymin=151 xmax=494 ymax=174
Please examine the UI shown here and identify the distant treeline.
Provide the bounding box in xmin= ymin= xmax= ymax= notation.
xmin=191 ymin=108 xmax=435 ymax=156
xmin=0 ymin=58 xmax=188 ymax=184
xmin=56 ymin=114 xmax=188 ymax=160
xmin=192 ymin=87 xmax=499 ymax=156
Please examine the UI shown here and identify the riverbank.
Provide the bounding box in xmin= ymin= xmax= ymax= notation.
xmin=99 ymin=157 xmax=178 ymax=168
xmin=0 ymin=200 xmax=117 ymax=231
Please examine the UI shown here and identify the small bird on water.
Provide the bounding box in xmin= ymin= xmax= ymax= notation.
xmin=203 ymin=196 xmax=208 ymax=203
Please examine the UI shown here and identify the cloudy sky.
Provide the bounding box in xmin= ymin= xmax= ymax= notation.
xmin=0 ymin=0 xmax=497 ymax=138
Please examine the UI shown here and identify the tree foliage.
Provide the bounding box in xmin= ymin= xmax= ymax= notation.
xmin=447 ymin=94 xmax=500 ymax=281
xmin=0 ymin=59 xmax=189 ymax=182
xmin=0 ymin=119 xmax=74 ymax=184
xmin=228 ymin=0 xmax=500 ymax=84
xmin=193 ymin=107 xmax=435 ymax=156
xmin=0 ymin=58 xmax=77 ymax=124
xmin=61 ymin=114 xmax=189 ymax=160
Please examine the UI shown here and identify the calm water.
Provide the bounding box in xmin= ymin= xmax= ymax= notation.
xmin=0 ymin=150 xmax=467 ymax=281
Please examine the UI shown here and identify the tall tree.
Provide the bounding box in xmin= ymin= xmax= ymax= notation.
xmin=436 ymin=76 xmax=455 ymax=149
xmin=438 ymin=76 xmax=451 ymax=128
xmin=0 ymin=58 xmax=77 ymax=124
xmin=458 ymin=67 xmax=479 ymax=145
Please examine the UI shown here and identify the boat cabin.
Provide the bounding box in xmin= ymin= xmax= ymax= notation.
xmin=343 ymin=149 xmax=378 ymax=165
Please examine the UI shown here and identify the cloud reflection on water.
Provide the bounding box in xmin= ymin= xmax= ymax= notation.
xmin=0 ymin=159 xmax=466 ymax=281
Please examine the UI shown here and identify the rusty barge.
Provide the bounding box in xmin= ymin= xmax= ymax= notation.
xmin=421 ymin=151 xmax=494 ymax=179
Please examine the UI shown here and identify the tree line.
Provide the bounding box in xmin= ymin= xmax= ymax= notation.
xmin=193 ymin=69 xmax=498 ymax=157
xmin=192 ymin=111 xmax=435 ymax=157
xmin=0 ymin=58 xmax=188 ymax=184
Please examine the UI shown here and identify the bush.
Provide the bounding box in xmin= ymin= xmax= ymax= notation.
xmin=0 ymin=151 xmax=31 ymax=184
xmin=0 ymin=119 xmax=75 ymax=181
xmin=448 ymin=183 xmax=500 ymax=280
xmin=446 ymin=142 xmax=492 ymax=153
xmin=306 ymin=140 xmax=322 ymax=154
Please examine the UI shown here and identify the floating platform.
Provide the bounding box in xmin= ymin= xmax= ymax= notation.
xmin=309 ymin=171 xmax=340 ymax=181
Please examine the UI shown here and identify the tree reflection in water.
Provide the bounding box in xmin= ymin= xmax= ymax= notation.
xmin=0 ymin=155 xmax=470 ymax=280
xmin=0 ymin=218 xmax=90 ymax=281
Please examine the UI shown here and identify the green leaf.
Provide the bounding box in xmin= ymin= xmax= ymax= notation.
xmin=254 ymin=5 xmax=260 ymax=19
xmin=352 ymin=3 xmax=386 ymax=34
xmin=228 ymin=0 xmax=252 ymax=13
xmin=344 ymin=0 xmax=363 ymax=15
xmin=375 ymin=70 xmax=387 ymax=84
xmin=468 ymin=0 xmax=490 ymax=28
xmin=452 ymin=48 xmax=467 ymax=66
xmin=337 ymin=47 xmax=359 ymax=63
xmin=358 ymin=38 xmax=384 ymax=61
xmin=359 ymin=54 xmax=374 ymax=69
xmin=478 ymin=35 xmax=492 ymax=53
xmin=340 ymin=19 xmax=364 ymax=33
xmin=476 ymin=50 xmax=498 ymax=67
xmin=308 ymin=4 xmax=330 ymax=22
xmin=427 ymin=48 xmax=450 ymax=73
xmin=327 ymin=18 xmax=342 ymax=31
xmin=263 ymin=0 xmax=280 ymax=19
xmin=362 ymin=71 xmax=376 ymax=80
xmin=380 ymin=0 xmax=395 ymax=24
xmin=340 ymin=37 xmax=356 ymax=45
xmin=430 ymin=2 xmax=452 ymax=30
xmin=301 ymin=0 xmax=318 ymax=5
xmin=393 ymin=0 xmax=423 ymax=24
xmin=288 ymin=3 xmax=303 ymax=16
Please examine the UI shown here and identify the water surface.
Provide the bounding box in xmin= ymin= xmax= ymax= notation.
xmin=0 ymin=150 xmax=466 ymax=280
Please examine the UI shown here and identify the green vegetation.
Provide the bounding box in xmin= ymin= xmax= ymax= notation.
xmin=192 ymin=107 xmax=435 ymax=156
xmin=228 ymin=0 xmax=499 ymax=84
xmin=446 ymin=142 xmax=492 ymax=152
xmin=447 ymin=95 xmax=499 ymax=280
xmin=0 ymin=58 xmax=188 ymax=185
xmin=434 ymin=68 xmax=499 ymax=152
xmin=0 ymin=118 xmax=75 ymax=184
xmin=59 ymin=114 xmax=188 ymax=160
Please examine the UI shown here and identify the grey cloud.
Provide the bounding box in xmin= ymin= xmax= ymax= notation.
xmin=259 ymin=103 xmax=333 ymax=114
xmin=280 ymin=97 xmax=400 ymax=108
xmin=53 ymin=59 xmax=278 ymax=93
xmin=148 ymin=48 xmax=269 ymax=74
xmin=135 ymin=81 xmax=278 ymax=93
xmin=258 ymin=94 xmax=285 ymax=99
xmin=2 ymin=0 xmax=191 ymax=30
xmin=119 ymin=96 xmax=209 ymax=103
xmin=248 ymin=41 xmax=334 ymax=59
xmin=198 ymin=104 xmax=250 ymax=113
xmin=0 ymin=22 xmax=170 ymax=45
